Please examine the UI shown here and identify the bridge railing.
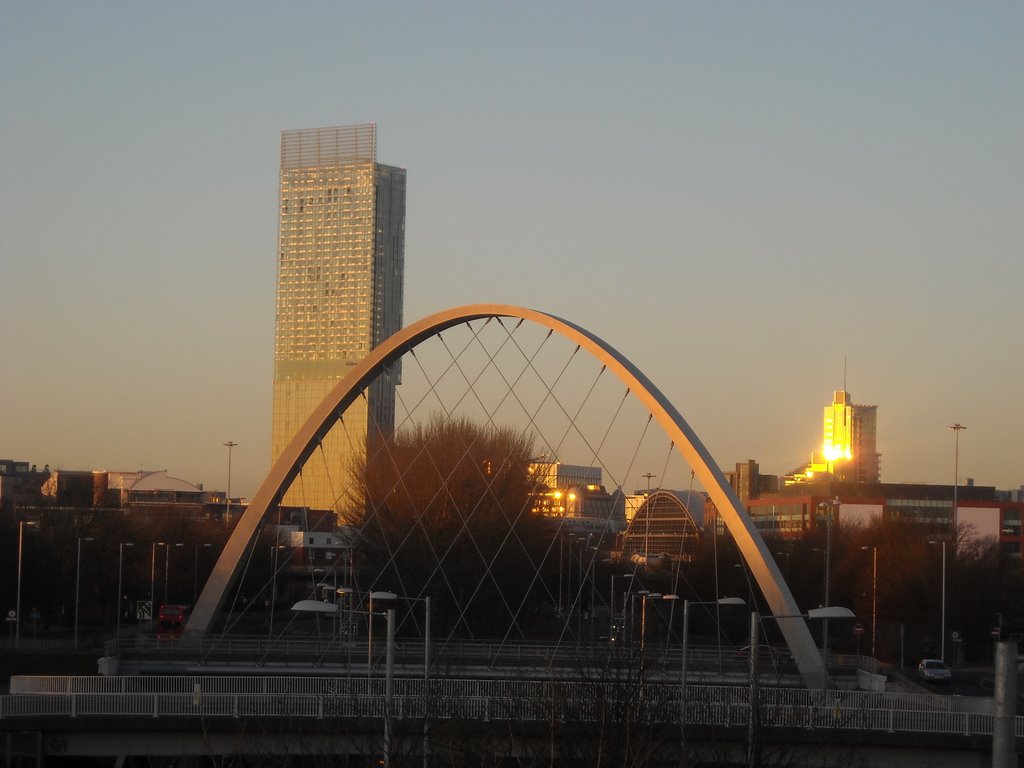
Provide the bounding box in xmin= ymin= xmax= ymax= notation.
xmin=8 ymin=674 xmax=990 ymax=713
xmin=114 ymin=635 xmax=749 ymax=667
xmin=5 ymin=676 xmax=1019 ymax=738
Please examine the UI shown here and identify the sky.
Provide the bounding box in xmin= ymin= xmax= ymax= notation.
xmin=1 ymin=2 xmax=1021 ymax=499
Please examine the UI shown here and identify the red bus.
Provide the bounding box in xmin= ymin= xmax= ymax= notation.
xmin=157 ymin=604 xmax=187 ymax=637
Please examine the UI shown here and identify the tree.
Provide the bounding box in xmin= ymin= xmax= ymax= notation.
xmin=344 ymin=416 xmax=550 ymax=639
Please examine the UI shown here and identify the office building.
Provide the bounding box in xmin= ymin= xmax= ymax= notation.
xmin=271 ymin=124 xmax=406 ymax=514
xmin=786 ymin=390 xmax=881 ymax=484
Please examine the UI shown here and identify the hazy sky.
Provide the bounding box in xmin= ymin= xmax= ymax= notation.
xmin=1 ymin=2 xmax=1021 ymax=499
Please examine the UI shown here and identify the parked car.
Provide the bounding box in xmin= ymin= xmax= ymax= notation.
xmin=917 ymin=658 xmax=952 ymax=683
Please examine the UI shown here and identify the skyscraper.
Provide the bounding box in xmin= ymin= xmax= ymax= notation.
xmin=782 ymin=389 xmax=881 ymax=486
xmin=271 ymin=124 xmax=406 ymax=514
xmin=822 ymin=390 xmax=880 ymax=483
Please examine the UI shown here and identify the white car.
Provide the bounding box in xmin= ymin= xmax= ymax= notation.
xmin=917 ymin=658 xmax=952 ymax=683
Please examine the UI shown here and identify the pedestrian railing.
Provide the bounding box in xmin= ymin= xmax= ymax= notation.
xmin=4 ymin=676 xmax=1020 ymax=738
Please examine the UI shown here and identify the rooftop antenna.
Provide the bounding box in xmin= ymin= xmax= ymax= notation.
xmin=843 ymin=355 xmax=847 ymax=392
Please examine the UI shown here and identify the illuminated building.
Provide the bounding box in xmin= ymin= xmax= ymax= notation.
xmin=787 ymin=390 xmax=880 ymax=484
xmin=620 ymin=490 xmax=704 ymax=564
xmin=271 ymin=124 xmax=406 ymax=514
xmin=528 ymin=461 xmax=624 ymax=534
xmin=823 ymin=390 xmax=879 ymax=482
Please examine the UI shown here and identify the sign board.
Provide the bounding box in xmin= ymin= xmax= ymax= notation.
xmin=338 ymin=621 xmax=360 ymax=636
xmin=992 ymin=626 xmax=1001 ymax=639
xmin=853 ymin=622 xmax=864 ymax=636
xmin=951 ymin=630 xmax=961 ymax=642
xmin=136 ymin=601 xmax=152 ymax=620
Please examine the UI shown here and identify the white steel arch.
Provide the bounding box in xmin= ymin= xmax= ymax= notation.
xmin=187 ymin=304 xmax=825 ymax=687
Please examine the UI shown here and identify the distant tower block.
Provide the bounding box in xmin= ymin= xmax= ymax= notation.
xmin=271 ymin=124 xmax=406 ymax=515
xmin=822 ymin=390 xmax=880 ymax=482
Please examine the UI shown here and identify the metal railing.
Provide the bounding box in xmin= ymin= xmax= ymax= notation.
xmin=112 ymin=635 xmax=787 ymax=677
xmin=4 ymin=676 xmax=1020 ymax=738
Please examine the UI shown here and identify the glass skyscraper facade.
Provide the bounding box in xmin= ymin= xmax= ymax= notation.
xmin=271 ymin=124 xmax=406 ymax=513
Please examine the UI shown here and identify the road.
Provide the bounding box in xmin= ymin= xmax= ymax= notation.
xmin=913 ymin=664 xmax=1024 ymax=717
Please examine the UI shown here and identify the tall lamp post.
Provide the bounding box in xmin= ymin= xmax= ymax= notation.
xmin=164 ymin=543 xmax=184 ymax=605
xmin=352 ymin=591 xmax=432 ymax=681
xmin=748 ymin=606 xmax=855 ymax=765
xmin=74 ymin=536 xmax=95 ymax=650
xmin=15 ymin=520 xmax=37 ymax=649
xmin=929 ymin=539 xmax=947 ymax=662
xmin=775 ymin=550 xmax=791 ymax=579
xmin=949 ymin=424 xmax=966 ymax=532
xmin=609 ymin=573 xmax=634 ymax=641
xmin=638 ymin=592 xmax=677 ymax=657
xmin=389 ymin=592 xmax=432 ymax=768
xmin=331 ymin=589 xmax=432 ymax=768
xmin=291 ymin=598 xmax=399 ymax=768
xmin=680 ymin=597 xmax=745 ymax=738
xmin=193 ymin=543 xmax=213 ymax=605
xmin=268 ymin=544 xmax=286 ymax=636
xmin=642 ymin=472 xmax=656 ymax=564
xmin=150 ymin=541 xmax=166 ymax=631
xmin=816 ymin=496 xmax=840 ymax=687
xmin=861 ymin=545 xmax=878 ymax=657
xmin=631 ymin=589 xmax=650 ymax=653
xmin=223 ymin=440 xmax=237 ymax=523
xmin=336 ymin=586 xmax=355 ymax=672
xmin=116 ymin=542 xmax=134 ymax=651
xmin=365 ymin=590 xmax=398 ymax=768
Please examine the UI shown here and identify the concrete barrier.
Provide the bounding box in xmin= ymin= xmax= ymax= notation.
xmin=857 ymin=668 xmax=886 ymax=692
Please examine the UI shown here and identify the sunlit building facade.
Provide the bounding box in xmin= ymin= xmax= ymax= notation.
xmin=823 ymin=390 xmax=880 ymax=482
xmin=619 ymin=490 xmax=704 ymax=564
xmin=528 ymin=461 xmax=624 ymax=534
xmin=786 ymin=390 xmax=880 ymax=484
xmin=271 ymin=124 xmax=406 ymax=514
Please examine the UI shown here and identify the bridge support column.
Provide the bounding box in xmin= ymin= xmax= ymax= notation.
xmin=993 ymin=640 xmax=1017 ymax=768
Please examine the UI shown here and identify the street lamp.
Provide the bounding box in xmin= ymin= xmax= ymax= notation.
xmin=680 ymin=597 xmax=745 ymax=739
xmin=268 ymin=543 xmax=286 ymax=636
xmin=929 ymin=539 xmax=948 ymax=663
xmin=638 ymin=592 xmax=677 ymax=656
xmin=149 ymin=541 xmax=166 ymax=631
xmin=193 ymin=543 xmax=213 ymax=605
xmin=223 ymin=440 xmax=237 ymax=523
xmin=336 ymin=586 xmax=355 ymax=672
xmin=609 ymin=573 xmax=634 ymax=642
xmin=775 ymin=550 xmax=791 ymax=579
xmin=74 ymin=536 xmax=95 ymax=650
xmin=164 ymin=543 xmax=184 ymax=605
xmin=860 ymin=545 xmax=877 ymax=657
xmin=367 ymin=590 xmax=398 ymax=677
xmin=816 ymin=496 xmax=840 ymax=682
xmin=291 ymin=597 xmax=399 ymax=768
xmin=949 ymin=423 xmax=966 ymax=532
xmin=631 ymin=589 xmax=650 ymax=653
xmin=748 ymin=606 xmax=855 ymax=766
xmin=116 ymin=542 xmax=134 ymax=651
xmin=15 ymin=520 xmax=37 ymax=649
xmin=384 ymin=592 xmax=431 ymax=768
xmin=642 ymin=472 xmax=656 ymax=563
xmin=367 ymin=590 xmax=397 ymax=768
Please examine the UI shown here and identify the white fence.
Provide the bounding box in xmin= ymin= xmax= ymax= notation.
xmin=4 ymin=676 xmax=1020 ymax=738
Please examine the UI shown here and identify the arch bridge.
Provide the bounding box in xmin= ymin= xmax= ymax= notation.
xmin=187 ymin=304 xmax=825 ymax=687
